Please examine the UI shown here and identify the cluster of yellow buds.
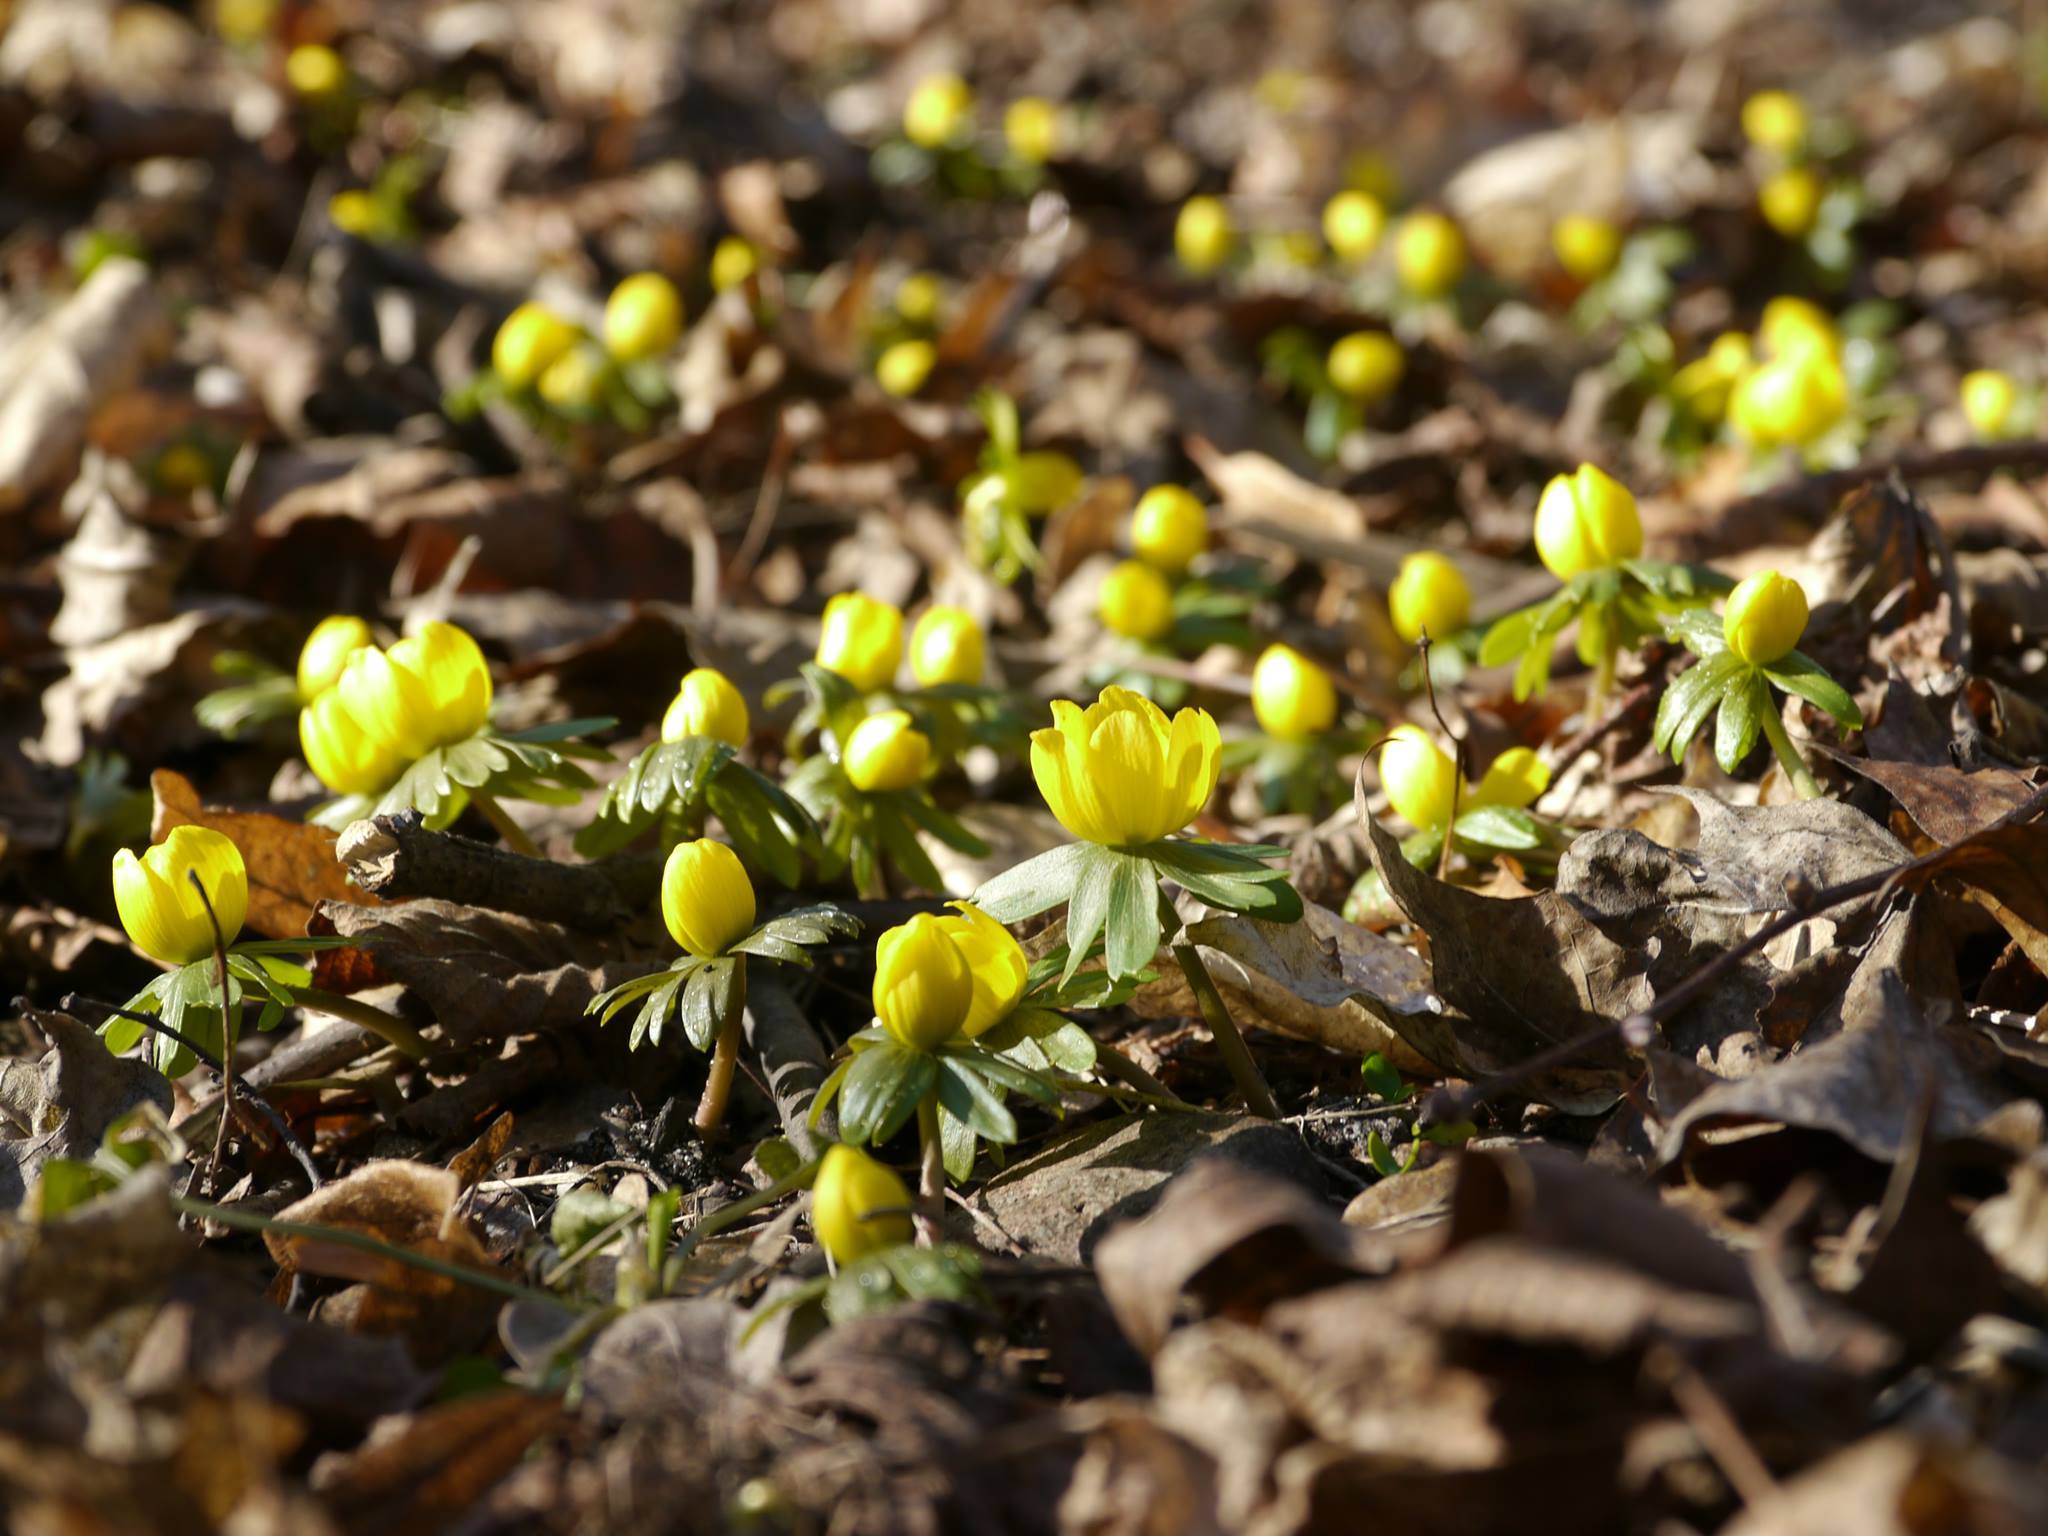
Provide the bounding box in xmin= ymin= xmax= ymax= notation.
xmin=1378 ymin=725 xmax=1549 ymax=835
xmin=492 ymin=301 xmax=584 ymax=401
xmin=815 ymin=591 xmax=905 ymax=694
xmin=1729 ymin=298 xmax=1847 ymax=450
xmin=1670 ymin=332 xmax=1754 ymax=425
xmin=1533 ymin=463 xmax=1643 ymax=580
xmin=871 ymin=901 xmax=1028 ymax=1050
xmin=1740 ymin=90 xmax=1832 ymax=240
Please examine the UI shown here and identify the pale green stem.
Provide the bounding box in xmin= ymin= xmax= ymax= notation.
xmin=1758 ymin=698 xmax=1823 ymax=800
xmin=1172 ymin=943 xmax=1281 ymax=1120
xmin=915 ymin=1096 xmax=945 ymax=1248
xmin=289 ymin=986 xmax=431 ymax=1060
xmin=470 ymin=788 xmax=543 ymax=858
xmin=692 ymin=961 xmax=746 ymax=1136
xmin=1590 ymin=639 xmax=1618 ymax=710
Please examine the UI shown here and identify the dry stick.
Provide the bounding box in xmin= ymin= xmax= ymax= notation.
xmin=743 ymin=969 xmax=835 ymax=1156
xmin=1172 ymin=942 xmax=1282 ymax=1120
xmin=693 ymin=963 xmax=748 ymax=1136
xmin=1718 ymin=437 xmax=2048 ymax=520
xmin=339 ymin=812 xmax=659 ymax=930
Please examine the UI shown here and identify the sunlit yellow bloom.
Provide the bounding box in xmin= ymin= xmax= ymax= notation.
xmin=812 ymin=1144 xmax=914 ymax=1262
xmin=904 ymin=73 xmax=974 ymax=150
xmin=1730 ymin=346 xmax=1847 ymax=448
xmin=661 ymin=668 xmax=750 ymax=747
xmin=1722 ymin=571 xmax=1808 ymax=666
xmin=327 ymin=190 xmax=380 ymax=238
xmin=1322 ymin=190 xmax=1387 ymax=263
xmin=1379 ymin=726 xmax=1548 ymax=834
xmin=492 ymin=302 xmax=579 ymax=391
xmin=1758 ymin=297 xmax=1838 ymax=360
xmin=843 ymin=710 xmax=930 ymax=793
xmin=710 ymin=237 xmax=759 ymax=293
xmin=660 ymin=838 xmax=755 ymax=958
xmin=1130 ymin=485 xmax=1208 ymax=575
xmin=876 ymin=338 xmax=936 ymax=398
xmin=1759 ymin=166 xmax=1822 ymax=238
xmin=1005 ymin=96 xmax=1061 ymax=164
xmin=816 ymin=592 xmax=904 ymax=693
xmin=537 ymin=342 xmax=609 ymax=412
xmin=1552 ymin=215 xmax=1622 ymax=283
xmin=603 ymin=272 xmax=684 ymax=363
xmin=1961 ymin=370 xmax=2019 ymax=440
xmin=909 ymin=606 xmax=985 ymax=687
xmin=1671 ymin=331 xmax=1752 ymax=423
xmin=1471 ymin=747 xmax=1550 ymax=811
xmin=1395 ymin=210 xmax=1465 ymax=298
xmin=1175 ymin=196 xmax=1234 ymax=276
xmin=112 ymin=826 xmax=249 ymax=966
xmin=1008 ymin=452 xmax=1082 ymax=513
xmin=285 ymin=42 xmax=347 ymax=100
xmin=1387 ymin=552 xmax=1471 ymax=643
xmin=1031 ymin=685 xmax=1221 ymax=847
xmin=1533 ymin=464 xmax=1642 ymax=581
xmin=1252 ymin=644 xmax=1338 ymax=741
xmin=337 ymin=620 xmax=493 ymax=759
xmin=1741 ymin=90 xmax=1807 ymax=156
xmin=1099 ymin=560 xmax=1175 ymax=642
xmin=934 ymin=902 xmax=1028 ymax=1037
xmin=297 ymin=614 xmax=374 ymax=699
xmin=299 ymin=687 xmax=405 ymax=795
xmin=1327 ymin=331 xmax=1404 ymax=401
xmin=895 ymin=272 xmax=942 ymax=328
xmin=873 ymin=912 xmax=973 ymax=1049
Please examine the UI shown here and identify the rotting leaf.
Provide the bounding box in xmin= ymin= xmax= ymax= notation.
xmin=0 ymin=1005 xmax=172 ymax=1213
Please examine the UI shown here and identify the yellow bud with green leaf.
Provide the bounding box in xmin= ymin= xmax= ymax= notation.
xmin=1730 ymin=346 xmax=1847 ymax=448
xmin=895 ymin=272 xmax=942 ymax=328
xmin=1532 ymin=464 xmax=1642 ymax=581
xmin=285 ymin=42 xmax=347 ymax=100
xmin=660 ymin=838 xmax=755 ymax=959
xmin=816 ymin=592 xmax=904 ymax=693
xmin=1552 ymin=215 xmax=1622 ymax=283
xmin=492 ymin=302 xmax=578 ymax=391
xmin=876 ymin=338 xmax=936 ymax=398
xmin=1131 ymin=485 xmax=1208 ymax=575
xmin=873 ymin=912 xmax=973 ymax=1049
xmin=1387 ymin=552 xmax=1470 ymax=643
xmin=710 ymin=237 xmax=759 ymax=293
xmin=537 ymin=342 xmax=609 ymax=412
xmin=1722 ymin=570 xmax=1809 ymax=666
xmin=904 ymin=73 xmax=974 ymax=149
xmin=1759 ymin=166 xmax=1822 ymax=238
xmin=843 ymin=709 xmax=930 ymax=793
xmin=1961 ymin=370 xmax=2019 ymax=440
xmin=1327 ymin=331 xmax=1403 ymax=401
xmin=661 ymin=668 xmax=750 ymax=747
xmin=1004 ymin=96 xmax=1060 ymax=164
xmin=112 ymin=826 xmax=249 ymax=966
xmin=812 ymin=1143 xmax=913 ymax=1263
xmin=1030 ymin=685 xmax=1221 ymax=847
xmin=1741 ymin=90 xmax=1807 ymax=157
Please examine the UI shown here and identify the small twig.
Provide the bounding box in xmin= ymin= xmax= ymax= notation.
xmin=1717 ymin=437 xmax=2048 ymax=522
xmin=1649 ymin=1344 xmax=1780 ymax=1509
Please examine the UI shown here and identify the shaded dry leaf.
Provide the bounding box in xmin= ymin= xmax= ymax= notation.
xmin=0 ymin=1005 xmax=172 ymax=1213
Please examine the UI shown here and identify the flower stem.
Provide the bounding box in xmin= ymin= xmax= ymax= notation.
xmin=470 ymin=788 xmax=543 ymax=858
xmin=915 ymin=1096 xmax=945 ymax=1248
xmin=1590 ymin=639 xmax=1618 ymax=710
xmin=692 ymin=961 xmax=746 ymax=1136
xmin=289 ymin=986 xmax=431 ymax=1060
xmin=1172 ymin=942 xmax=1281 ymax=1120
xmin=1758 ymin=697 xmax=1823 ymax=800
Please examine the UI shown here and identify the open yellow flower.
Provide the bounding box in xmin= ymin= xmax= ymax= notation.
xmin=112 ymin=826 xmax=249 ymax=966
xmin=1388 ymin=551 xmax=1471 ymax=643
xmin=1031 ymin=686 xmax=1221 ymax=847
xmin=909 ymin=606 xmax=985 ymax=687
xmin=904 ymin=73 xmax=973 ymax=149
xmin=812 ymin=1144 xmax=914 ymax=1263
xmin=1252 ymin=644 xmax=1338 ymax=741
xmin=934 ymin=902 xmax=1029 ymax=1038
xmin=1532 ymin=463 xmax=1642 ymax=581
xmin=296 ymin=614 xmax=373 ymax=699
xmin=1379 ymin=725 xmax=1549 ymax=834
xmin=299 ymin=686 xmax=405 ymax=796
xmin=338 ymin=621 xmax=493 ymax=759
xmin=816 ymin=592 xmax=904 ymax=693
xmin=1131 ymin=485 xmax=1208 ymax=575
xmin=873 ymin=912 xmax=973 ymax=1050
xmin=661 ymin=668 xmax=750 ymax=747
xmin=1722 ymin=571 xmax=1809 ymax=666
xmin=660 ymin=839 xmax=755 ymax=959
xmin=843 ymin=710 xmax=930 ymax=793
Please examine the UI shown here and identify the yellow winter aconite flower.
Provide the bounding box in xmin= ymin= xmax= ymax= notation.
xmin=285 ymin=42 xmax=347 ymax=100
xmin=876 ymin=338 xmax=936 ymax=398
xmin=1532 ymin=464 xmax=1643 ymax=581
xmin=904 ymin=73 xmax=974 ymax=149
xmin=493 ymin=302 xmax=578 ymax=391
xmin=1387 ymin=551 xmax=1471 ymax=643
xmin=1130 ymin=485 xmax=1208 ymax=575
xmin=1252 ymin=644 xmax=1338 ymax=741
xmin=1758 ymin=297 xmax=1838 ymax=360
xmin=1008 ymin=452 xmax=1082 ymax=513
xmin=1961 ymin=370 xmax=2019 ymax=440
xmin=603 ymin=272 xmax=684 ymax=363
xmin=895 ymin=272 xmax=942 ymax=328
xmin=1175 ymin=196 xmax=1234 ymax=276
xmin=1098 ymin=559 xmax=1175 ymax=642
xmin=710 ymin=237 xmax=759 ymax=293
xmin=1322 ymin=190 xmax=1387 ymax=263
xmin=1395 ymin=210 xmax=1465 ymax=298
xmin=1741 ymin=90 xmax=1807 ymax=157
xmin=933 ymin=902 xmax=1028 ymax=1037
xmin=299 ymin=687 xmax=405 ymax=795
xmin=1759 ymin=166 xmax=1822 ymax=238
xmin=297 ymin=614 xmax=374 ymax=699
xmin=1552 ymin=215 xmax=1622 ymax=282
xmin=811 ymin=1144 xmax=913 ymax=1263
xmin=1722 ymin=570 xmax=1809 ymax=666
xmin=1379 ymin=726 xmax=1548 ymax=833
xmin=843 ymin=710 xmax=930 ymax=793
xmin=1327 ymin=332 xmax=1404 ymax=401
xmin=337 ymin=620 xmax=493 ymax=759
xmin=661 ymin=667 xmax=750 ymax=747
xmin=660 ymin=838 xmax=755 ymax=959
xmin=816 ymin=592 xmax=904 ymax=693
xmin=1730 ymin=346 xmax=1847 ymax=448
xmin=112 ymin=826 xmax=249 ymax=966
xmin=537 ymin=343 xmax=609 ymax=412
xmin=1671 ymin=331 xmax=1753 ymax=423
xmin=909 ymin=606 xmax=985 ymax=687
xmin=327 ymin=190 xmax=379 ymax=238
xmin=873 ymin=912 xmax=973 ymax=1049
xmin=1031 ymin=686 xmax=1222 ymax=847
xmin=1004 ymin=96 xmax=1061 ymax=164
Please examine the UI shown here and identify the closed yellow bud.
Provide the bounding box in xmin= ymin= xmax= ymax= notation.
xmin=1322 ymin=191 xmax=1387 ymax=263
xmin=1004 ymin=96 xmax=1061 ymax=164
xmin=811 ymin=1144 xmax=914 ymax=1263
xmin=1099 ymin=559 xmax=1175 ymax=642
xmin=1469 ymin=746 xmax=1549 ymax=811
xmin=1175 ymin=196 xmax=1234 ymax=276
xmin=285 ymin=42 xmax=346 ymax=100
xmin=1759 ymin=298 xmax=1838 ymax=360
xmin=1009 ymin=452 xmax=1083 ymax=514
xmin=1730 ymin=347 xmax=1847 ymax=448
xmin=876 ymin=338 xmax=936 ymax=398
xmin=1741 ymin=90 xmax=1807 ymax=156
xmin=537 ymin=343 xmax=609 ymax=412
xmin=1552 ymin=215 xmax=1622 ymax=283
xmin=843 ymin=709 xmax=931 ymax=793
xmin=1378 ymin=724 xmax=1459 ymax=833
xmin=1252 ymin=644 xmax=1338 ymax=741
xmin=1722 ymin=570 xmax=1809 ymax=666
xmin=603 ymin=272 xmax=684 ymax=363
xmin=1532 ymin=464 xmax=1642 ymax=581
xmin=299 ymin=687 xmax=405 ymax=795
xmin=933 ymin=902 xmax=1028 ymax=1037
xmin=816 ymin=592 xmax=904 ymax=694
xmin=493 ymin=302 xmax=579 ymax=391
xmin=1961 ymin=370 xmax=2019 ymax=440
xmin=297 ymin=614 xmax=374 ymax=699
xmin=661 ymin=667 xmax=750 ymax=746
xmin=1758 ymin=167 xmax=1822 ymax=238
xmin=1030 ymin=685 xmax=1221 ymax=847
xmin=710 ymin=237 xmax=759 ymax=293
xmin=873 ymin=912 xmax=973 ymax=1050
xmin=1395 ymin=211 xmax=1465 ymax=298
xmin=904 ymin=73 xmax=974 ymax=149
xmin=909 ymin=606 xmax=985 ymax=687
xmin=895 ymin=273 xmax=942 ymax=328
xmin=1327 ymin=331 xmax=1404 ymax=401
xmin=1387 ymin=552 xmax=1471 ymax=643
xmin=337 ymin=620 xmax=493 ymax=759
xmin=660 ymin=838 xmax=755 ymax=958
xmin=1671 ymin=331 xmax=1753 ymax=422
xmin=1131 ymin=485 xmax=1208 ymax=575
xmin=112 ymin=826 xmax=248 ymax=965
xmin=328 ymin=190 xmax=380 ymax=238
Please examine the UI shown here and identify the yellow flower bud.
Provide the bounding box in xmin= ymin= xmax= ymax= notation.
xmin=1099 ymin=560 xmax=1175 ymax=642
xmin=661 ymin=667 xmax=750 ymax=746
xmin=297 ymin=614 xmax=374 ymax=700
xmin=327 ymin=190 xmax=380 ymax=239
xmin=1004 ymin=96 xmax=1061 ymax=165
xmin=1552 ymin=215 xmax=1622 ymax=283
xmin=1758 ymin=298 xmax=1838 ymax=360
xmin=812 ymin=1144 xmax=914 ymax=1262
xmin=1532 ymin=464 xmax=1643 ymax=581
xmin=1469 ymin=746 xmax=1549 ymax=810
xmin=895 ymin=273 xmax=942 ymax=328
xmin=1395 ymin=210 xmax=1466 ymax=299
xmin=904 ymin=73 xmax=974 ymax=150
xmin=1378 ymin=724 xmax=1458 ymax=833
xmin=1008 ymin=452 xmax=1082 ymax=514
xmin=843 ymin=709 xmax=931 ymax=793
xmin=1730 ymin=347 xmax=1847 ymax=448
xmin=1722 ymin=570 xmax=1809 ymax=667
xmin=1327 ymin=331 xmax=1404 ymax=401
xmin=816 ymin=592 xmax=904 ymax=693
xmin=112 ymin=826 xmax=249 ymax=965
xmin=1387 ymin=552 xmax=1471 ymax=643
xmin=710 ymin=237 xmax=759 ymax=293
xmin=1342 ymin=148 xmax=1400 ymax=204
xmin=1252 ymin=644 xmax=1338 ymax=741
xmin=1175 ymin=196 xmax=1234 ymax=276
xmin=1759 ymin=167 xmax=1822 ymax=238
xmin=603 ymin=272 xmax=684 ymax=363
xmin=1130 ymin=485 xmax=1208 ymax=575
xmin=933 ymin=902 xmax=1028 ymax=1037
xmin=537 ymin=342 xmax=609 ymax=412
xmin=214 ymin=0 xmax=278 ymax=47
xmin=1322 ymin=190 xmax=1387 ymax=263
xmin=1671 ymin=331 xmax=1753 ymax=423
xmin=1030 ymin=685 xmax=1221 ymax=847
xmin=337 ymin=620 xmax=493 ymax=759
xmin=660 ymin=838 xmax=755 ymax=958
xmin=299 ymin=686 xmax=405 ymax=796
xmin=492 ymin=302 xmax=579 ymax=391
xmin=873 ymin=912 xmax=973 ymax=1049
xmin=876 ymin=338 xmax=936 ymax=398
xmin=285 ymin=42 xmax=347 ymax=100
xmin=1741 ymin=90 xmax=1807 ymax=157
xmin=1961 ymin=370 xmax=2019 ymax=441
xmin=154 ymin=443 xmax=212 ymax=494
xmin=909 ymin=606 xmax=985 ymax=687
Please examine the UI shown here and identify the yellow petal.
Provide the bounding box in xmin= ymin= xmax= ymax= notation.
xmin=939 ymin=903 xmax=1029 ymax=1037
xmin=872 ymin=913 xmax=973 ymax=1050
xmin=811 ymin=1144 xmax=913 ymax=1263
xmin=1469 ymin=747 xmax=1550 ymax=810
xmin=660 ymin=839 xmax=756 ymax=958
